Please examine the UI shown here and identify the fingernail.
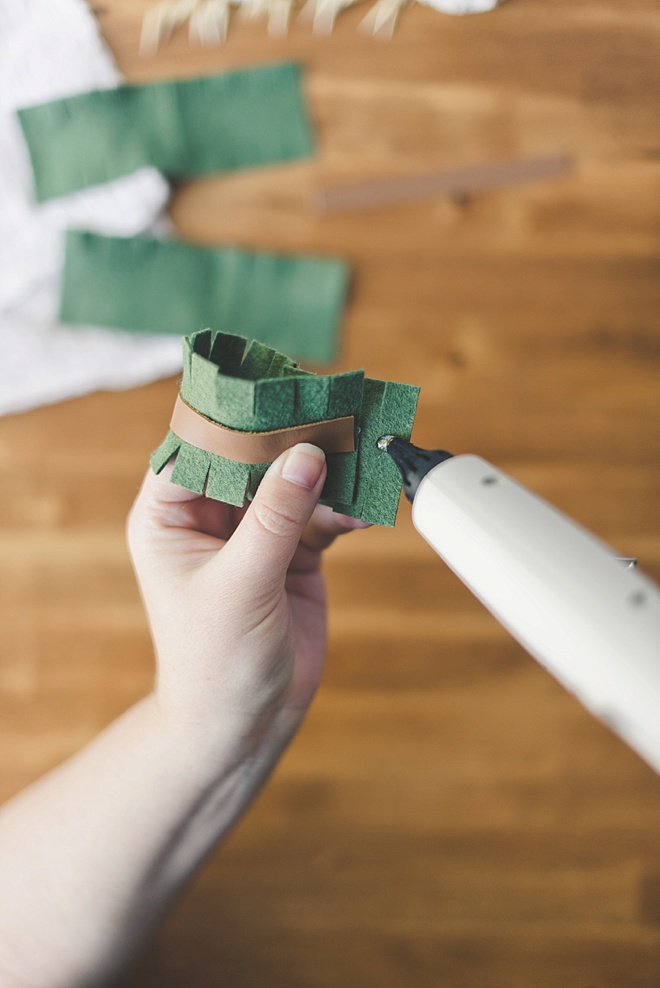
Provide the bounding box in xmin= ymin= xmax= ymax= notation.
xmin=281 ymin=444 xmax=326 ymax=490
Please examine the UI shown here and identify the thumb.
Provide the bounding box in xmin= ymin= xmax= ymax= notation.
xmin=222 ymin=443 xmax=327 ymax=602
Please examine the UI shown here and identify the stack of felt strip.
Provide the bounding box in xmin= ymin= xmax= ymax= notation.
xmin=17 ymin=62 xmax=349 ymax=363
xmin=152 ymin=330 xmax=420 ymax=526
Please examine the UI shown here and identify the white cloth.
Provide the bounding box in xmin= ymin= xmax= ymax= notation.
xmin=0 ymin=0 xmax=183 ymax=417
xmin=1 ymin=286 xmax=185 ymax=415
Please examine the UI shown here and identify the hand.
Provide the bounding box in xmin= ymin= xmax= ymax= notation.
xmin=127 ymin=443 xmax=369 ymax=759
xmin=0 ymin=444 xmax=370 ymax=988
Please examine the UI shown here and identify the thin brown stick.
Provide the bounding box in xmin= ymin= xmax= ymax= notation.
xmin=315 ymin=152 xmax=571 ymax=213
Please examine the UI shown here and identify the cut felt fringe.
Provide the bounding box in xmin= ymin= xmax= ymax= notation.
xmin=151 ymin=329 xmax=420 ymax=525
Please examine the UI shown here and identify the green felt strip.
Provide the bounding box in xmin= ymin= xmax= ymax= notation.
xmin=332 ymin=378 xmax=420 ymax=526
xmin=18 ymin=62 xmax=313 ymax=202
xmin=151 ymin=330 xmax=419 ymax=526
xmin=170 ymin=442 xmax=211 ymax=495
xmin=150 ymin=430 xmax=182 ymax=473
xmin=320 ymin=451 xmax=359 ymax=504
xmin=206 ymin=456 xmax=252 ymax=506
xmin=59 ymin=232 xmax=349 ymax=364
xmin=294 ymin=374 xmax=329 ymax=422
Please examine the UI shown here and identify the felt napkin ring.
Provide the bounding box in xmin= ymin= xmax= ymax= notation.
xmin=151 ymin=329 xmax=419 ymax=526
xmin=171 ymin=394 xmax=355 ymax=464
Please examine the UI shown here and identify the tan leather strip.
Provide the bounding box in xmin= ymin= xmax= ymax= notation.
xmin=316 ymin=153 xmax=571 ymax=214
xmin=170 ymin=394 xmax=355 ymax=464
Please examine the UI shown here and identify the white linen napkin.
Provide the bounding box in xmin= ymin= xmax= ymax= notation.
xmin=0 ymin=0 xmax=182 ymax=416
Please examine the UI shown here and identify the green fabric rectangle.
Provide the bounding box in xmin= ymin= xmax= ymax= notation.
xmin=319 ymin=451 xmax=358 ymax=503
xmin=333 ymin=377 xmax=420 ymax=526
xmin=212 ymin=378 xmax=258 ymax=431
xmin=206 ymin=456 xmax=251 ymax=506
xmin=18 ymin=62 xmax=314 ymax=202
xmin=238 ymin=340 xmax=280 ymax=380
xmin=327 ymin=370 xmax=365 ymax=420
xmin=294 ymin=375 xmax=329 ymax=424
xmin=150 ymin=331 xmax=419 ymax=526
xmin=170 ymin=443 xmax=211 ymax=494
xmin=150 ymin=430 xmax=182 ymax=473
xmin=181 ymin=352 xmax=228 ymax=419
xmin=254 ymin=378 xmax=297 ymax=430
xmin=59 ymin=231 xmax=348 ymax=365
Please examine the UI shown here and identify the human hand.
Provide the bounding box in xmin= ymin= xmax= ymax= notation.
xmin=0 ymin=445 xmax=369 ymax=988
xmin=127 ymin=443 xmax=369 ymax=761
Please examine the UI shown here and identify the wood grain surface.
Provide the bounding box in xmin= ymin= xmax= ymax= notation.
xmin=1 ymin=0 xmax=660 ymax=984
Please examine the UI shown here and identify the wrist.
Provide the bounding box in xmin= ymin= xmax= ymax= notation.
xmin=150 ymin=688 xmax=304 ymax=789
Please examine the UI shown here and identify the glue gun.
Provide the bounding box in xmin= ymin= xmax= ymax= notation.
xmin=379 ymin=436 xmax=660 ymax=773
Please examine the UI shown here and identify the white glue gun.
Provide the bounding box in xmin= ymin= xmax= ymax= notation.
xmin=379 ymin=436 xmax=660 ymax=773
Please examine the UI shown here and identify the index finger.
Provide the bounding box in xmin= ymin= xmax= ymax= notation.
xmin=300 ymin=503 xmax=372 ymax=553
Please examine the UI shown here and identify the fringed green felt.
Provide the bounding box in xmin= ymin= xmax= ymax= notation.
xmin=17 ymin=62 xmax=313 ymax=202
xmin=151 ymin=330 xmax=420 ymax=526
xmin=59 ymin=232 xmax=349 ymax=364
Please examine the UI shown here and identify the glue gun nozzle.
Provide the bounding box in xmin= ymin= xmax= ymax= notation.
xmin=377 ymin=436 xmax=454 ymax=503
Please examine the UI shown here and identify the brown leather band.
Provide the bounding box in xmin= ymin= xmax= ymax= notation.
xmin=170 ymin=394 xmax=355 ymax=464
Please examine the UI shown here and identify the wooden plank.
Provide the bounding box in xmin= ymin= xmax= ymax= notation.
xmin=1 ymin=0 xmax=659 ymax=983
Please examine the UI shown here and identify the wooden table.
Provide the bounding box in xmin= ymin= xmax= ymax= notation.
xmin=1 ymin=0 xmax=659 ymax=983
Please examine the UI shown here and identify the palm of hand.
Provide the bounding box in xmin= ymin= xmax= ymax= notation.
xmin=129 ymin=482 xmax=357 ymax=738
